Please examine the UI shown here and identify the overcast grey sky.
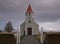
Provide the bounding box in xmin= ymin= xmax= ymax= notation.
xmin=0 ymin=0 xmax=60 ymax=32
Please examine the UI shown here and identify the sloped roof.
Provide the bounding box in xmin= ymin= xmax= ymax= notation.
xmin=26 ymin=4 xmax=33 ymax=13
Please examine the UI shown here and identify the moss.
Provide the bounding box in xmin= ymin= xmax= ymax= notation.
xmin=35 ymin=35 xmax=40 ymax=41
xmin=20 ymin=35 xmax=24 ymax=40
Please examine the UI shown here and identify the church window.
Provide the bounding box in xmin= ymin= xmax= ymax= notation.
xmin=29 ymin=20 xmax=31 ymax=23
xmin=29 ymin=13 xmax=31 ymax=16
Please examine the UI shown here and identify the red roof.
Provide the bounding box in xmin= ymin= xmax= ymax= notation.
xmin=26 ymin=4 xmax=33 ymax=13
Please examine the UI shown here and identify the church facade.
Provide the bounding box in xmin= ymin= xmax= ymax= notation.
xmin=20 ymin=4 xmax=40 ymax=36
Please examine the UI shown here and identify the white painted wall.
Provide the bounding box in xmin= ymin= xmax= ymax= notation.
xmin=20 ymin=12 xmax=39 ymax=36
xmin=20 ymin=22 xmax=25 ymax=36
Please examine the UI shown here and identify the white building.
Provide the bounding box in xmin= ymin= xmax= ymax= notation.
xmin=20 ymin=4 xmax=39 ymax=36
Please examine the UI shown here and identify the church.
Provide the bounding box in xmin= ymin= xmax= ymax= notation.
xmin=20 ymin=4 xmax=40 ymax=44
xmin=20 ymin=4 xmax=60 ymax=44
xmin=20 ymin=4 xmax=40 ymax=36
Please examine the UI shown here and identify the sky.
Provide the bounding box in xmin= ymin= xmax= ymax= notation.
xmin=0 ymin=0 xmax=60 ymax=32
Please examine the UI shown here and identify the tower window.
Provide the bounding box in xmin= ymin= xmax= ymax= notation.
xmin=29 ymin=20 xmax=31 ymax=23
xmin=29 ymin=13 xmax=31 ymax=16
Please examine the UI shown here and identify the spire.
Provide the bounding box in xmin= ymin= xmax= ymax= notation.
xmin=26 ymin=4 xmax=33 ymax=14
xmin=7 ymin=20 xmax=12 ymax=25
xmin=4 ymin=20 xmax=14 ymax=32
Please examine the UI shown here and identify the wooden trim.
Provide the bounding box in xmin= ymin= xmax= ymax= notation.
xmin=46 ymin=32 xmax=60 ymax=34
xmin=0 ymin=32 xmax=17 ymax=34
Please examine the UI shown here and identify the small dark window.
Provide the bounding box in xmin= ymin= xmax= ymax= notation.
xmin=29 ymin=13 xmax=31 ymax=16
xmin=29 ymin=20 xmax=31 ymax=23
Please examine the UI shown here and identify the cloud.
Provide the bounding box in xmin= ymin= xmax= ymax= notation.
xmin=32 ymin=0 xmax=60 ymax=22
xmin=39 ymin=22 xmax=60 ymax=32
xmin=35 ymin=11 xmax=60 ymax=22
xmin=0 ymin=0 xmax=60 ymax=31
xmin=0 ymin=0 xmax=27 ymax=12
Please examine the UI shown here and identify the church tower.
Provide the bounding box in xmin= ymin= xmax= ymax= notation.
xmin=4 ymin=21 xmax=14 ymax=32
xmin=20 ymin=4 xmax=39 ymax=36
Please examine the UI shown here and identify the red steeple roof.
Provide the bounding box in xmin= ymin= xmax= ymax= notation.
xmin=26 ymin=4 xmax=33 ymax=13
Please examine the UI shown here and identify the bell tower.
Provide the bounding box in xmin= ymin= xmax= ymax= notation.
xmin=25 ymin=4 xmax=34 ymax=23
xmin=20 ymin=4 xmax=39 ymax=36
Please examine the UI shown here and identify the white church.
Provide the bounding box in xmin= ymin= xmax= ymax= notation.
xmin=20 ymin=4 xmax=40 ymax=36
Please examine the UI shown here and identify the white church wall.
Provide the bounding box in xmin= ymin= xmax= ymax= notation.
xmin=20 ymin=22 xmax=25 ymax=36
xmin=20 ymin=4 xmax=39 ymax=36
xmin=24 ymin=20 xmax=39 ymax=35
xmin=32 ymin=22 xmax=39 ymax=35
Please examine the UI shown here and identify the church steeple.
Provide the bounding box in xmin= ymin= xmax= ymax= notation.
xmin=20 ymin=3 xmax=39 ymax=36
xmin=4 ymin=21 xmax=14 ymax=32
xmin=26 ymin=4 xmax=33 ymax=14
